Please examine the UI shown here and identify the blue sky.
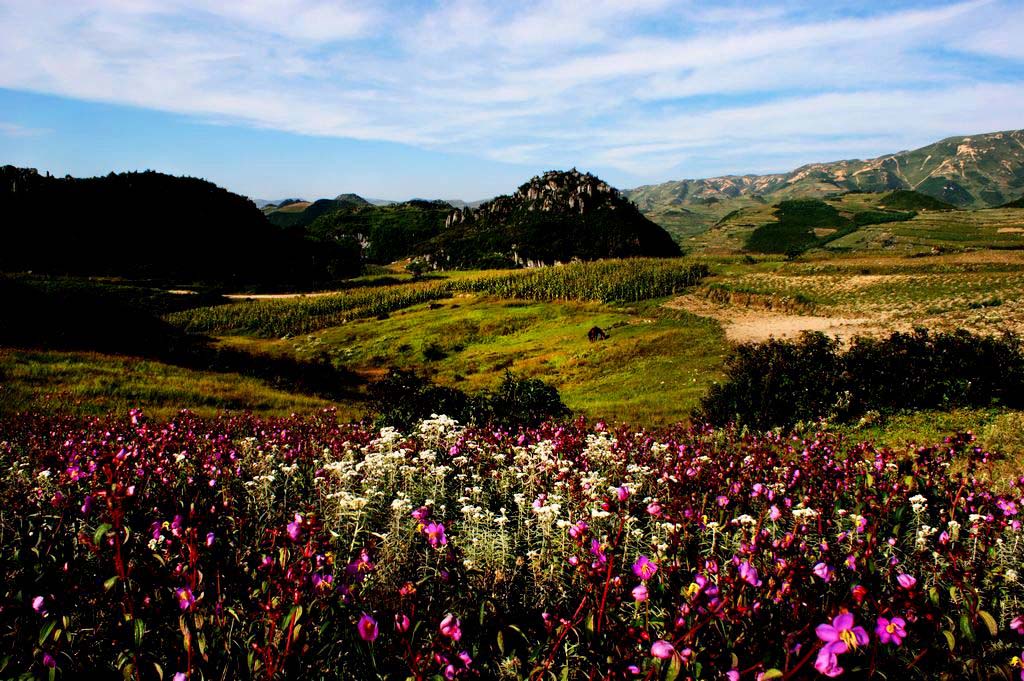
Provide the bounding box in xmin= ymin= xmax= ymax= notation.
xmin=1 ymin=0 xmax=1022 ymax=201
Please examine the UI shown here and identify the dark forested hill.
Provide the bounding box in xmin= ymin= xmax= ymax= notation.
xmin=0 ymin=166 xmax=360 ymax=288
xmin=424 ymin=169 xmax=681 ymax=268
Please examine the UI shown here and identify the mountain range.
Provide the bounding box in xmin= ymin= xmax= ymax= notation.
xmin=625 ymin=128 xmax=1024 ymax=238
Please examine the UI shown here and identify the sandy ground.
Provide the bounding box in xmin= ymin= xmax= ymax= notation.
xmin=665 ymin=293 xmax=898 ymax=344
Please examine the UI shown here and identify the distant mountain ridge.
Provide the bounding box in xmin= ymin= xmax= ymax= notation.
xmin=626 ymin=129 xmax=1024 ymax=213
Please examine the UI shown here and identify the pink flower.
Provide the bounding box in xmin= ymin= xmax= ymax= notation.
xmin=43 ymin=653 xmax=57 ymax=668
xmin=651 ymin=640 xmax=675 ymax=659
xmin=815 ymin=612 xmax=869 ymax=677
xmin=769 ymin=505 xmax=782 ymax=521
xmin=875 ymin=617 xmax=907 ymax=646
xmin=1012 ymin=615 xmax=1024 ymax=635
xmin=737 ymin=561 xmax=762 ymax=587
xmin=175 ymin=587 xmax=195 ymax=611
xmin=205 ymin=532 xmax=215 ymax=547
xmin=568 ymin=520 xmax=588 ymax=539
xmin=896 ymin=573 xmax=917 ymax=590
xmin=32 ymin=596 xmax=46 ymax=615
xmin=616 ymin=485 xmax=630 ymax=502
xmin=395 ymin=613 xmax=411 ymax=633
xmin=440 ymin=614 xmax=462 ymax=641
xmin=173 ymin=674 xmax=187 ymax=681
xmin=646 ymin=502 xmax=662 ymax=516
xmin=287 ymin=514 xmax=303 ymax=541
xmin=727 ymin=671 xmax=740 ymax=681
xmin=424 ymin=522 xmax=447 ymax=548
xmin=632 ymin=584 xmax=649 ymax=602
xmin=357 ymin=613 xmax=378 ymax=642
xmin=633 ymin=555 xmax=658 ymax=581
xmin=813 ymin=562 xmax=833 ymax=583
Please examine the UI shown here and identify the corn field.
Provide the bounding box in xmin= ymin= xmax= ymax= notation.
xmin=165 ymin=283 xmax=451 ymax=336
xmin=449 ymin=258 xmax=709 ymax=303
xmin=166 ymin=259 xmax=709 ymax=337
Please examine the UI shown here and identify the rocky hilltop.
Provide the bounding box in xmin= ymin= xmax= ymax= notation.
xmin=427 ymin=169 xmax=680 ymax=268
xmin=627 ymin=129 xmax=1024 ymax=214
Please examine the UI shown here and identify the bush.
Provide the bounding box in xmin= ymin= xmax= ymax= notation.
xmin=482 ymin=372 xmax=571 ymax=429
xmin=696 ymin=329 xmax=1024 ymax=429
xmin=369 ymin=370 xmax=569 ymax=430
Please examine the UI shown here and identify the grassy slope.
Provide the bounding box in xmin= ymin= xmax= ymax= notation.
xmin=0 ymin=349 xmax=344 ymax=419
xmin=217 ymin=295 xmax=727 ymax=424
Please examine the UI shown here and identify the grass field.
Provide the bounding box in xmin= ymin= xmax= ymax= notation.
xmin=217 ymin=295 xmax=727 ymax=424
xmin=0 ymin=348 xmax=344 ymax=419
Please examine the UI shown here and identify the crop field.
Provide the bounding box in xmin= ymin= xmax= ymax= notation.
xmin=671 ymin=251 xmax=1024 ymax=341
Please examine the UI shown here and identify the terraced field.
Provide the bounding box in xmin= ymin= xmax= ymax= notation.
xmin=671 ymin=251 xmax=1024 ymax=341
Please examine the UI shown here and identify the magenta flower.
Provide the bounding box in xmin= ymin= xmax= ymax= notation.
xmin=815 ymin=612 xmax=868 ymax=676
xmin=424 ymin=522 xmax=447 ymax=548
xmin=633 ymin=555 xmax=658 ymax=581
xmin=43 ymin=653 xmax=56 ymax=668
xmin=896 ymin=573 xmax=917 ymax=590
xmin=737 ymin=560 xmax=762 ymax=587
xmin=357 ymin=613 xmax=378 ymax=642
xmin=568 ymin=520 xmax=588 ymax=539
xmin=205 ymin=532 xmax=215 ymax=547
xmin=440 ymin=614 xmax=462 ymax=641
xmin=616 ymin=485 xmax=630 ymax=502
xmin=813 ymin=562 xmax=833 ymax=583
xmin=590 ymin=539 xmax=607 ymax=566
xmin=173 ymin=674 xmax=187 ymax=681
xmin=632 ymin=584 xmax=649 ymax=602
xmin=287 ymin=513 xmax=303 ymax=541
xmin=175 ymin=587 xmax=195 ymax=611
xmin=769 ymin=505 xmax=782 ymax=521
xmin=395 ymin=613 xmax=411 ymax=633
xmin=875 ymin=617 xmax=907 ymax=646
xmin=651 ymin=640 xmax=675 ymax=659
xmin=32 ymin=596 xmax=46 ymax=615
xmin=1012 ymin=615 xmax=1024 ymax=635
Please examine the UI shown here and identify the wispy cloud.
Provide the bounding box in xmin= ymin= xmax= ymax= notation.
xmin=0 ymin=120 xmax=49 ymax=138
xmin=0 ymin=0 xmax=1021 ymax=181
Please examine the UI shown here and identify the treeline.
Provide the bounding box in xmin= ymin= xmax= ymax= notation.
xmin=696 ymin=329 xmax=1024 ymax=429
xmin=0 ymin=166 xmax=360 ymax=288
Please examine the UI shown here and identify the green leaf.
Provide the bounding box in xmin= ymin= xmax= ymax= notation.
xmin=134 ymin=619 xmax=146 ymax=648
xmin=761 ymin=671 xmax=784 ymax=680
xmin=665 ymin=655 xmax=682 ymax=681
xmin=959 ymin=614 xmax=975 ymax=642
xmin=978 ymin=610 xmax=998 ymax=637
xmin=103 ymin=575 xmax=120 ymax=591
xmin=93 ymin=523 xmax=113 ymax=545
xmin=497 ymin=630 xmax=505 ymax=655
xmin=942 ymin=630 xmax=956 ymax=651
xmin=38 ymin=620 xmax=57 ymax=646
xmin=153 ymin=662 xmax=164 ymax=680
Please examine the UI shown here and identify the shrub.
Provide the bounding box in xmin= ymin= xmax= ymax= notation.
xmin=697 ymin=329 xmax=1024 ymax=429
xmin=368 ymin=370 xmax=569 ymax=430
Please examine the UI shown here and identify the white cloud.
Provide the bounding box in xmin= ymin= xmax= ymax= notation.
xmin=0 ymin=0 xmax=1021 ymax=181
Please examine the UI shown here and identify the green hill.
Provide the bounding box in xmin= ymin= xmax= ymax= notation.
xmin=423 ymin=169 xmax=682 ymax=268
xmin=306 ymin=200 xmax=450 ymax=264
xmin=878 ymin=190 xmax=957 ymax=211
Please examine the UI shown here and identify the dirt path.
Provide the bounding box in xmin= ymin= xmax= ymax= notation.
xmin=665 ymin=293 xmax=898 ymax=344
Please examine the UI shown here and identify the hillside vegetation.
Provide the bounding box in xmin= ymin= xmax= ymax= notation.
xmin=426 ymin=169 xmax=681 ymax=268
xmin=0 ymin=166 xmax=360 ymax=288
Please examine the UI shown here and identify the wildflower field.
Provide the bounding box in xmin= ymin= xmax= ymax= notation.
xmin=3 ymin=409 xmax=1024 ymax=679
